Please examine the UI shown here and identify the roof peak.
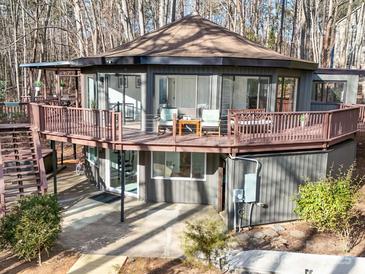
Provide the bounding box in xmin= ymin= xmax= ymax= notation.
xmin=82 ymin=14 xmax=317 ymax=70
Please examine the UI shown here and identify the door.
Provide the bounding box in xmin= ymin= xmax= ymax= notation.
xmin=276 ymin=77 xmax=298 ymax=112
xmin=107 ymin=74 xmax=142 ymax=129
xmin=106 ymin=149 xmax=139 ymax=197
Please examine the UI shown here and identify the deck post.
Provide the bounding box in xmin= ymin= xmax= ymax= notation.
xmin=227 ymin=110 xmax=231 ymax=136
xmin=233 ymin=114 xmax=238 ymax=145
xmin=173 ymin=113 xmax=177 ymax=143
xmin=61 ymin=142 xmax=64 ymax=165
xmin=51 ymin=140 xmax=58 ymax=196
xmin=73 ymin=144 xmax=77 ymax=160
xmin=0 ymin=142 xmax=5 ymax=216
xmin=119 ymin=150 xmax=125 ymax=222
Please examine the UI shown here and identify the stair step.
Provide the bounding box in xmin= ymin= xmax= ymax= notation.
xmin=4 ymin=190 xmax=41 ymax=198
xmin=5 ymin=184 xmax=41 ymax=191
xmin=3 ymin=159 xmax=37 ymax=164
xmin=4 ymin=164 xmax=38 ymax=171
xmin=1 ymin=141 xmax=34 ymax=147
xmin=1 ymin=148 xmax=35 ymax=154
xmin=3 ymin=152 xmax=36 ymax=158
xmin=4 ymin=170 xmax=37 ymax=176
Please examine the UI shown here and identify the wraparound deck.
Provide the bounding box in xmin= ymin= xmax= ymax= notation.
xmin=23 ymin=103 xmax=362 ymax=153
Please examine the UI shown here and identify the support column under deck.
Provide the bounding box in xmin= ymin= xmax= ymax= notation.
xmin=119 ymin=150 xmax=125 ymax=222
xmin=50 ymin=141 xmax=57 ymax=196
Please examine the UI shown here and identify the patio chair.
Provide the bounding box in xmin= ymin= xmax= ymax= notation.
xmin=200 ymin=109 xmax=220 ymax=136
xmin=157 ymin=108 xmax=178 ymax=134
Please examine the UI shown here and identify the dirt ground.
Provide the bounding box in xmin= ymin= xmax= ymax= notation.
xmin=119 ymin=257 xmax=222 ymax=274
xmin=0 ymin=244 xmax=79 ymax=274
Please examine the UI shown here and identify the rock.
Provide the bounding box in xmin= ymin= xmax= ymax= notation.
xmin=289 ymin=230 xmax=306 ymax=239
xmin=271 ymin=237 xmax=289 ymax=248
xmin=237 ymin=233 xmax=250 ymax=242
xmin=272 ymin=224 xmax=286 ymax=232
xmin=253 ymin=232 xmax=265 ymax=239
xmin=262 ymin=228 xmax=279 ymax=238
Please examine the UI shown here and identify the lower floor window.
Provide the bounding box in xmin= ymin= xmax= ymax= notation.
xmin=152 ymin=152 xmax=206 ymax=180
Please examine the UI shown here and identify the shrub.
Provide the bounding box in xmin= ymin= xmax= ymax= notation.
xmin=0 ymin=195 xmax=61 ymax=265
xmin=294 ymin=166 xmax=361 ymax=251
xmin=182 ymin=217 xmax=228 ymax=265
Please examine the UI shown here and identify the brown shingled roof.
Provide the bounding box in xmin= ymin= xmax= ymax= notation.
xmin=75 ymin=15 xmax=317 ymax=69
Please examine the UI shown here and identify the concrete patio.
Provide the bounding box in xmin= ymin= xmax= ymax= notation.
xmin=58 ymin=192 xmax=218 ymax=258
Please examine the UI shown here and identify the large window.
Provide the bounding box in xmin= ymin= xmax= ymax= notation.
xmin=312 ymin=81 xmax=346 ymax=103
xmin=155 ymin=75 xmax=219 ymax=116
xmin=276 ymin=77 xmax=298 ymax=112
xmin=221 ymin=76 xmax=270 ymax=114
xmin=152 ymin=152 xmax=206 ymax=180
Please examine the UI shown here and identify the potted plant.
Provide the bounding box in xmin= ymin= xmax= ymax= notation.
xmin=90 ymin=100 xmax=97 ymax=109
xmin=34 ymin=80 xmax=43 ymax=97
xmin=300 ymin=114 xmax=306 ymax=127
xmin=60 ymin=80 xmax=66 ymax=91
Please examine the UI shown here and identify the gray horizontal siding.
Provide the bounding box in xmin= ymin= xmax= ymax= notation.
xmin=310 ymin=102 xmax=340 ymax=111
xmin=225 ymin=140 xmax=356 ymax=229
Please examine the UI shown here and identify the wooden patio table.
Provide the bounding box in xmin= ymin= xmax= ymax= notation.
xmin=178 ymin=119 xmax=201 ymax=136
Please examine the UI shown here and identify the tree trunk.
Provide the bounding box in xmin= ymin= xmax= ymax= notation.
xmin=278 ymin=0 xmax=286 ymax=53
xmin=138 ymin=0 xmax=146 ymax=34
xmin=342 ymin=0 xmax=354 ymax=68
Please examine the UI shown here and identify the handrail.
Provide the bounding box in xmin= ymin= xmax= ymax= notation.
xmin=28 ymin=103 xmax=360 ymax=147
xmin=0 ymin=102 xmax=30 ymax=124
xmin=341 ymin=104 xmax=365 ymax=131
xmin=0 ymin=141 xmax=5 ymax=216
xmin=229 ymin=107 xmax=359 ymax=145
xmin=30 ymin=104 xmax=122 ymax=142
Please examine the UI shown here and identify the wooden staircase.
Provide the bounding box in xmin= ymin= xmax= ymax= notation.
xmin=0 ymin=126 xmax=47 ymax=216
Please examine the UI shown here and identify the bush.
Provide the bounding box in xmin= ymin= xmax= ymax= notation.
xmin=0 ymin=195 xmax=61 ymax=265
xmin=182 ymin=217 xmax=228 ymax=265
xmin=294 ymin=167 xmax=361 ymax=251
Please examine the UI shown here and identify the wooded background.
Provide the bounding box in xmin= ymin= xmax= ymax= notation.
xmin=0 ymin=0 xmax=364 ymax=100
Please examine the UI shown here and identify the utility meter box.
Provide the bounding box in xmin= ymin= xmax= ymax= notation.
xmin=233 ymin=189 xmax=244 ymax=203
xmin=244 ymin=173 xmax=258 ymax=203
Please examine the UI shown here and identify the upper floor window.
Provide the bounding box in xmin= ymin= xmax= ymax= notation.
xmin=221 ymin=76 xmax=270 ymax=113
xmin=155 ymin=75 xmax=220 ymax=117
xmin=276 ymin=77 xmax=298 ymax=112
xmin=312 ymin=81 xmax=346 ymax=104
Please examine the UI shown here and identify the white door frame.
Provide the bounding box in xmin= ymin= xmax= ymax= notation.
xmin=105 ymin=149 xmax=139 ymax=198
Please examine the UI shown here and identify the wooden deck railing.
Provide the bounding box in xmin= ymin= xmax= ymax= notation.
xmin=341 ymin=104 xmax=365 ymax=131
xmin=0 ymin=102 xmax=30 ymax=124
xmin=26 ymin=103 xmax=360 ymax=148
xmin=30 ymin=103 xmax=122 ymax=142
xmin=229 ymin=107 xmax=359 ymax=145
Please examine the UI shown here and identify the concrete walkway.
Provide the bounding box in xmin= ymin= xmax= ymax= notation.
xmin=226 ymin=250 xmax=365 ymax=274
xmin=67 ymin=254 xmax=127 ymax=274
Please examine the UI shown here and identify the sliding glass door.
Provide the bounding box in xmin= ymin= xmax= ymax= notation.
xmin=103 ymin=73 xmax=142 ymax=129
xmin=106 ymin=149 xmax=138 ymax=197
xmin=221 ymin=75 xmax=270 ymax=115
xmin=276 ymin=77 xmax=298 ymax=112
xmin=155 ymin=75 xmax=220 ymax=118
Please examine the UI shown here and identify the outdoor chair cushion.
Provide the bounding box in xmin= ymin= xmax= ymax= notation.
xmin=160 ymin=108 xmax=178 ymax=122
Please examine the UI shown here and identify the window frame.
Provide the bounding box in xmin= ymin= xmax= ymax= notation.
xmin=151 ymin=152 xmax=207 ymax=181
xmin=154 ymin=73 xmax=217 ymax=111
xmin=311 ymin=80 xmax=346 ymax=104
xmin=220 ymin=74 xmax=272 ymax=112
xmin=275 ymin=76 xmax=299 ymax=112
